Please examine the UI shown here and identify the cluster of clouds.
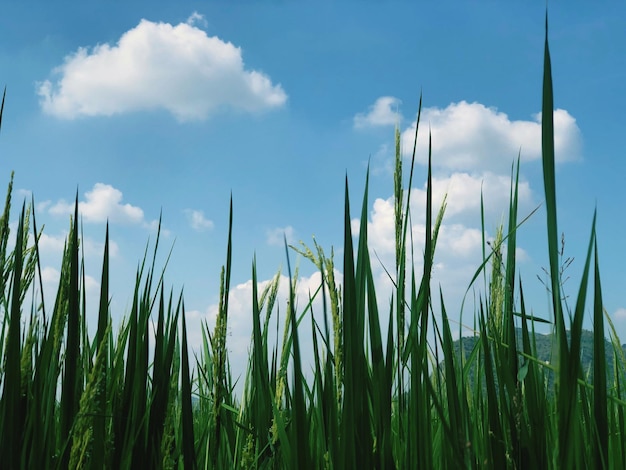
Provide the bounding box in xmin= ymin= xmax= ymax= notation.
xmin=37 ymin=183 xmax=214 ymax=236
xmin=184 ymin=209 xmax=214 ymax=232
xmin=37 ymin=13 xmax=287 ymax=121
xmin=353 ymin=96 xmax=402 ymax=129
xmin=266 ymin=225 xmax=297 ymax=247
xmin=29 ymin=181 xmax=215 ymax=313
xmin=348 ymin=95 xmax=587 ymax=336
xmin=355 ymin=97 xmax=583 ymax=170
xmin=33 ymin=11 xmax=626 ymax=376
xmin=42 ymin=183 xmax=145 ymax=225
xmin=401 ymin=101 xmax=583 ymax=171
xmin=179 ymin=97 xmax=585 ymax=372
xmin=184 ymin=268 xmax=343 ymax=382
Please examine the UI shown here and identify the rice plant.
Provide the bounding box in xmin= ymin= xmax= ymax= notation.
xmin=0 ymin=14 xmax=624 ymax=469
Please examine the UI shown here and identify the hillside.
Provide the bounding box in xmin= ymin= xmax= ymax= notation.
xmin=450 ymin=328 xmax=626 ymax=384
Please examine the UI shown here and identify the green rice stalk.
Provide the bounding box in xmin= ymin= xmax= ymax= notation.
xmin=91 ymin=223 xmax=110 ymax=468
xmin=284 ymin=234 xmax=309 ymax=468
xmin=540 ymin=22 xmax=571 ymax=463
xmin=208 ymin=195 xmax=235 ymax=467
xmin=0 ymin=202 xmax=26 ymax=470
xmin=180 ymin=304 xmax=197 ymax=469
xmin=395 ymin=97 xmax=423 ymax=444
xmin=339 ymin=171 xmax=376 ymax=468
xmin=406 ymin=132 xmax=434 ymax=469
xmin=518 ymin=283 xmax=549 ymax=467
xmin=0 ymin=86 xmax=5 ymax=132
xmin=478 ymin=301 xmax=506 ymax=468
xmin=249 ymin=256 xmax=273 ymax=462
xmin=0 ymin=173 xmax=14 ymax=309
xmin=439 ymin=288 xmax=473 ymax=467
xmin=59 ymin=194 xmax=82 ymax=469
xmin=592 ymin=239 xmax=608 ymax=468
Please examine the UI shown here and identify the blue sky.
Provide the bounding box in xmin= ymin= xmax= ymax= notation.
xmin=1 ymin=3 xmax=625 ymax=377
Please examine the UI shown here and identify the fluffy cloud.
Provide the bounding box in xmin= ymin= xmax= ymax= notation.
xmin=37 ymin=13 xmax=287 ymax=121
xmin=46 ymin=183 xmax=149 ymax=226
xmin=401 ymin=101 xmax=582 ymax=171
xmin=184 ymin=209 xmax=214 ymax=232
xmin=266 ymin=225 xmax=296 ymax=247
xmin=37 ymin=265 xmax=99 ymax=305
xmin=37 ymin=232 xmax=67 ymax=254
xmin=82 ymin=236 xmax=121 ymax=258
xmin=36 ymin=231 xmax=120 ymax=259
xmin=17 ymin=189 xmax=32 ymax=199
xmin=410 ymin=171 xmax=534 ymax=225
xmin=614 ymin=308 xmax=626 ymax=321
xmin=185 ymin=270 xmax=338 ymax=381
xmin=354 ymin=96 xmax=402 ymax=128
xmin=40 ymin=266 xmax=60 ymax=284
xmin=354 ymin=169 xmax=533 ymax=253
xmin=351 ymin=166 xmax=536 ymax=317
xmin=355 ymin=196 xmax=484 ymax=265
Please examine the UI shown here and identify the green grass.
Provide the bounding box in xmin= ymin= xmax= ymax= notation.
xmin=0 ymin=15 xmax=625 ymax=469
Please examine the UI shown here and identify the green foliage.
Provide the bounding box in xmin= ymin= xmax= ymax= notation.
xmin=0 ymin=13 xmax=624 ymax=469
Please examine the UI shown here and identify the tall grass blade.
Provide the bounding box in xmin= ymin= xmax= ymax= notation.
xmin=180 ymin=304 xmax=197 ymax=469
xmin=0 ymin=86 xmax=5 ymax=132
xmin=0 ymin=202 xmax=25 ymax=470
xmin=353 ymin=168 xmax=374 ymax=467
xmin=592 ymin=237 xmax=608 ymax=468
xmin=30 ymin=194 xmax=47 ymax=322
xmin=440 ymin=288 xmax=471 ymax=467
xmin=340 ymin=175 xmax=362 ymax=469
xmin=518 ymin=283 xmax=549 ymax=467
xmin=479 ymin=302 xmax=506 ymax=469
xmin=250 ymin=256 xmax=272 ymax=462
xmin=542 ymin=15 xmax=574 ymax=465
xmin=541 ymin=14 xmax=562 ymax=323
xmin=60 ymin=193 xmax=82 ymax=468
xmin=0 ymin=174 xmax=14 ymax=311
xmin=91 ymin=222 xmax=110 ymax=469
xmin=395 ymin=96 xmax=422 ymax=445
xmin=208 ymin=195 xmax=235 ymax=467
xmin=284 ymin=235 xmax=308 ymax=469
xmin=560 ymin=214 xmax=596 ymax=468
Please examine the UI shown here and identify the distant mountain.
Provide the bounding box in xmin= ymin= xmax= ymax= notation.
xmin=449 ymin=328 xmax=626 ymax=385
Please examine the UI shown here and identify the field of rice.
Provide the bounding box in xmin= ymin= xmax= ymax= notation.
xmin=0 ymin=17 xmax=624 ymax=469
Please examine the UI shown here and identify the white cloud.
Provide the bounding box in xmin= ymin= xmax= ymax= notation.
xmin=37 ymin=15 xmax=287 ymax=121
xmin=82 ymin=237 xmax=120 ymax=258
xmin=145 ymin=219 xmax=171 ymax=237
xmin=411 ymin=171 xmax=534 ymax=225
xmin=354 ymin=96 xmax=402 ymax=128
xmin=184 ymin=209 xmax=214 ymax=232
xmin=38 ymin=232 xmax=67 ymax=254
xmin=186 ymin=270 xmax=339 ymax=382
xmin=355 ymin=195 xmax=485 ymax=264
xmin=352 ymin=168 xmax=535 ymax=316
xmin=401 ymin=101 xmax=582 ymax=171
xmin=614 ymin=308 xmax=626 ymax=321
xmin=370 ymin=143 xmax=395 ymax=176
xmin=17 ymin=189 xmax=32 ymax=200
xmin=38 ymin=266 xmax=99 ymax=300
xmin=37 ymin=231 xmax=119 ymax=258
xmin=357 ymin=101 xmax=579 ymax=312
xmin=36 ymin=200 xmax=51 ymax=213
xmin=83 ymin=274 xmax=100 ymax=294
xmin=354 ymin=170 xmax=533 ymax=247
xmin=41 ymin=266 xmax=60 ymax=284
xmin=47 ymin=183 xmax=146 ymax=225
xmin=266 ymin=225 xmax=296 ymax=247
xmin=186 ymin=11 xmax=208 ymax=28
xmin=437 ymin=224 xmax=483 ymax=258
